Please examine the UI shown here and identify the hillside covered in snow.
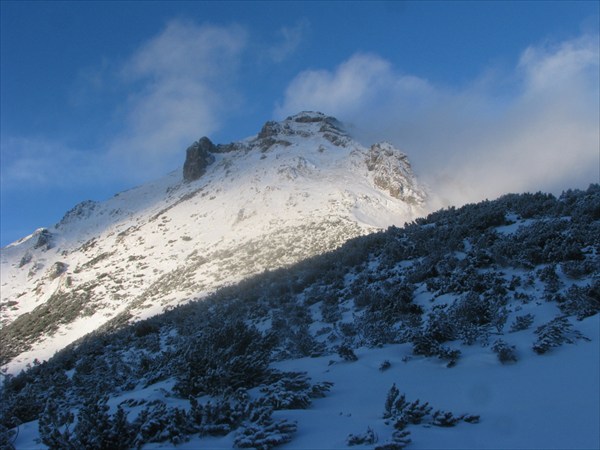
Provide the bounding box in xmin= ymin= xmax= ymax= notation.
xmin=1 ymin=185 xmax=598 ymax=449
xmin=0 ymin=112 xmax=425 ymax=373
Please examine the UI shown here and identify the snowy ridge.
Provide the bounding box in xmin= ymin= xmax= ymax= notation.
xmin=0 ymin=112 xmax=426 ymax=372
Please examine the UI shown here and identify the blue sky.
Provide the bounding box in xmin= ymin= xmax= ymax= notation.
xmin=1 ymin=1 xmax=599 ymax=246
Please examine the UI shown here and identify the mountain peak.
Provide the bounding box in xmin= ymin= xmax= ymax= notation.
xmin=284 ymin=110 xmax=342 ymax=127
xmin=251 ymin=111 xmax=349 ymax=151
xmin=1 ymin=110 xmax=427 ymax=373
xmin=183 ymin=112 xmax=351 ymax=181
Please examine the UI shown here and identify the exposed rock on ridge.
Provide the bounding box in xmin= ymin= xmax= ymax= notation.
xmin=183 ymin=137 xmax=217 ymax=182
xmin=366 ymin=142 xmax=425 ymax=205
xmin=185 ymin=112 xmax=351 ymax=165
xmin=33 ymin=228 xmax=53 ymax=251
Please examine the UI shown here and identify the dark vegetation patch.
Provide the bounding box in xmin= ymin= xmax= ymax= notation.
xmin=1 ymin=185 xmax=598 ymax=449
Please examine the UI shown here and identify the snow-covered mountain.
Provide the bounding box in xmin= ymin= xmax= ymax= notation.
xmin=2 ymin=112 xmax=598 ymax=450
xmin=0 ymin=111 xmax=426 ymax=372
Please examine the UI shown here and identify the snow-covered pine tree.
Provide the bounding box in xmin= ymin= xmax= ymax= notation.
xmin=533 ymin=316 xmax=590 ymax=354
xmin=72 ymin=395 xmax=112 ymax=449
xmin=38 ymin=397 xmax=75 ymax=450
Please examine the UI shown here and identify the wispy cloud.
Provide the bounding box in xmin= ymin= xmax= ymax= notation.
xmin=0 ymin=136 xmax=103 ymax=190
xmin=108 ymin=20 xmax=247 ymax=179
xmin=1 ymin=20 xmax=248 ymax=190
xmin=266 ymin=20 xmax=310 ymax=63
xmin=276 ymin=34 xmax=600 ymax=209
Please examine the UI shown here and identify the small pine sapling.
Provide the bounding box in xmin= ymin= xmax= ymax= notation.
xmin=347 ymin=426 xmax=378 ymax=446
xmin=375 ymin=430 xmax=412 ymax=450
xmin=509 ymin=313 xmax=534 ymax=332
xmin=491 ymin=339 xmax=518 ymax=364
xmin=381 ymin=383 xmax=479 ymax=447
xmin=431 ymin=410 xmax=480 ymax=427
xmin=379 ymin=360 xmax=392 ymax=371
xmin=431 ymin=410 xmax=462 ymax=427
xmin=532 ymin=316 xmax=590 ymax=354
xmin=337 ymin=343 xmax=358 ymax=361
xmin=234 ymin=403 xmax=297 ymax=450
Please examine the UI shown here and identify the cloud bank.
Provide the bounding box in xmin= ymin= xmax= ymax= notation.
xmin=108 ymin=20 xmax=247 ymax=178
xmin=1 ymin=21 xmax=249 ymax=191
xmin=276 ymin=34 xmax=600 ymax=210
xmin=266 ymin=20 xmax=310 ymax=63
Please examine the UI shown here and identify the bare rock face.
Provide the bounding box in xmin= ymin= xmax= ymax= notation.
xmin=57 ymin=200 xmax=98 ymax=229
xmin=33 ymin=228 xmax=53 ymax=251
xmin=183 ymin=137 xmax=216 ymax=182
xmin=366 ymin=143 xmax=426 ymax=205
xmin=195 ymin=112 xmax=349 ymax=157
xmin=48 ymin=262 xmax=68 ymax=280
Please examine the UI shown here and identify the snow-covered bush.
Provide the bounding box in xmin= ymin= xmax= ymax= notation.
xmin=234 ymin=419 xmax=297 ymax=450
xmin=510 ymin=313 xmax=534 ymax=332
xmin=431 ymin=410 xmax=479 ymax=427
xmin=174 ymin=321 xmax=272 ymax=397
xmin=37 ymin=397 xmax=75 ymax=450
xmin=132 ymin=401 xmax=190 ymax=446
xmin=538 ymin=264 xmax=561 ymax=299
xmin=436 ymin=346 xmax=462 ymax=367
xmin=382 ymin=383 xmax=479 ymax=443
xmin=491 ymin=339 xmax=518 ymax=364
xmin=374 ymin=430 xmax=412 ymax=450
xmin=234 ymin=403 xmax=297 ymax=450
xmin=559 ymin=283 xmax=600 ymax=320
xmin=561 ymin=260 xmax=598 ymax=279
xmin=383 ymin=384 xmax=432 ymax=429
xmin=260 ymin=371 xmax=333 ymax=410
xmin=379 ymin=360 xmax=391 ymax=371
xmin=422 ymin=306 xmax=456 ymax=344
xmin=411 ymin=331 xmax=461 ymax=367
xmin=411 ymin=332 xmax=441 ymax=357
xmin=188 ymin=396 xmax=244 ymax=436
xmin=73 ymin=395 xmax=115 ymax=449
xmin=357 ymin=282 xmax=422 ymax=346
xmin=347 ymin=426 xmax=378 ymax=445
xmin=337 ymin=344 xmax=358 ymax=361
xmin=532 ymin=316 xmax=590 ymax=354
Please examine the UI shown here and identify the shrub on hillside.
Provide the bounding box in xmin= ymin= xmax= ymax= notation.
xmin=491 ymin=339 xmax=518 ymax=364
xmin=532 ymin=316 xmax=590 ymax=354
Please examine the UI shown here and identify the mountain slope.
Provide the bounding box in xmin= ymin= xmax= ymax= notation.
xmin=2 ymin=185 xmax=598 ymax=449
xmin=0 ymin=112 xmax=425 ymax=371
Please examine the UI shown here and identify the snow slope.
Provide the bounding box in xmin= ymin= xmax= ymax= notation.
xmin=0 ymin=112 xmax=426 ymax=373
xmin=12 ymin=318 xmax=599 ymax=450
xmin=4 ymin=185 xmax=599 ymax=450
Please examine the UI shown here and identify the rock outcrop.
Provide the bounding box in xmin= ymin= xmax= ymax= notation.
xmin=33 ymin=228 xmax=53 ymax=250
xmin=366 ymin=142 xmax=425 ymax=205
xmin=57 ymin=200 xmax=98 ymax=228
xmin=183 ymin=137 xmax=216 ymax=182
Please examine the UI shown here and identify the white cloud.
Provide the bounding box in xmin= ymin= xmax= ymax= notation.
xmin=276 ymin=34 xmax=600 ymax=209
xmin=122 ymin=20 xmax=246 ymax=82
xmin=276 ymin=54 xmax=434 ymax=116
xmin=2 ymin=21 xmax=249 ymax=190
xmin=267 ymin=20 xmax=310 ymax=63
xmin=518 ymin=34 xmax=599 ymax=94
xmin=108 ymin=20 xmax=248 ymax=179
